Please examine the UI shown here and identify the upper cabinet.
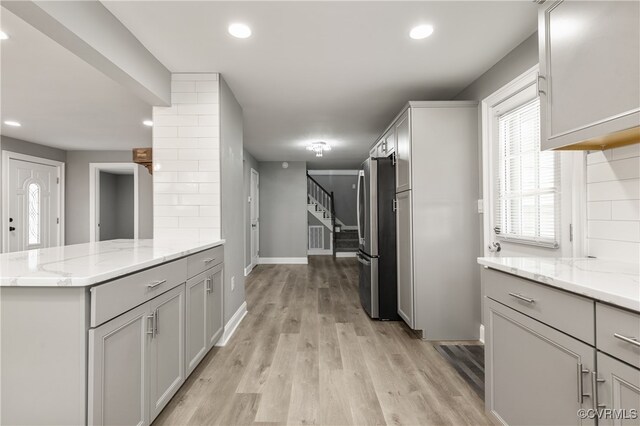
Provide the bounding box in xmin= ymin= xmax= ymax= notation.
xmin=539 ymin=0 xmax=640 ymax=150
xmin=394 ymin=110 xmax=411 ymax=193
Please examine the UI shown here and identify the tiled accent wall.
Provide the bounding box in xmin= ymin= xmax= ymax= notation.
xmin=152 ymin=73 xmax=221 ymax=241
xmin=586 ymin=144 xmax=640 ymax=263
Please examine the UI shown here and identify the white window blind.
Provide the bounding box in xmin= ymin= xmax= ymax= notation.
xmin=495 ymin=98 xmax=560 ymax=248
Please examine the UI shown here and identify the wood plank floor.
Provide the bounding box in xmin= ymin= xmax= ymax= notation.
xmin=153 ymin=256 xmax=490 ymax=426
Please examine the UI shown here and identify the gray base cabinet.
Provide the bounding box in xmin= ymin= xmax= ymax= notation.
xmin=596 ymin=352 xmax=640 ymax=426
xmin=485 ymin=298 xmax=595 ymax=426
xmin=395 ymin=190 xmax=414 ymax=327
xmin=206 ymin=264 xmax=224 ymax=348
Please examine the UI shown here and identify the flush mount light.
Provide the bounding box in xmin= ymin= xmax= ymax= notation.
xmin=143 ymin=120 xmax=153 ymax=127
xmin=0 ymin=31 xmax=9 ymax=40
xmin=4 ymin=120 xmax=21 ymax=127
xmin=228 ymin=23 xmax=252 ymax=39
xmin=410 ymin=24 xmax=434 ymax=40
xmin=306 ymin=141 xmax=332 ymax=157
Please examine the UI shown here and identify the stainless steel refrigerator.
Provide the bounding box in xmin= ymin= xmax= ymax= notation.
xmin=357 ymin=156 xmax=399 ymax=320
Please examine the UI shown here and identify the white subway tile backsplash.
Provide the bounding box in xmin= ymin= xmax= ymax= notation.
xmin=153 ymin=172 xmax=178 ymax=183
xmin=587 ymin=201 xmax=611 ymax=220
xmin=155 ymin=205 xmax=199 ymax=217
xmin=153 ymin=126 xmax=178 ymax=138
xmin=156 ymin=160 xmax=199 ymax=172
xmin=197 ymin=92 xmax=217 ymax=104
xmin=171 ymin=92 xmax=198 ymax=104
xmin=587 ymin=220 xmax=640 ymax=242
xmin=587 ymin=179 xmax=640 ymax=201
xmin=170 ymin=81 xmax=195 ymax=93
xmin=198 ymin=183 xmax=220 ymax=194
xmin=586 ymin=150 xmax=612 ymax=165
xmin=199 ymin=206 xmax=221 ymax=217
xmin=179 ymin=194 xmax=218 ymax=206
xmin=612 ymin=144 xmax=640 ymax=160
xmin=587 ymin=157 xmax=640 ymax=183
xmin=153 ymin=114 xmax=198 ymax=127
xmin=153 ymin=149 xmax=178 ymax=161
xmin=172 ymin=73 xmax=218 ymax=81
xmin=154 ymin=217 xmax=179 ymax=228
xmin=178 ymin=149 xmax=218 ymax=161
xmin=195 ymin=81 xmax=218 ymax=93
xmin=178 ymin=216 xmax=218 ymax=228
xmin=177 ymin=126 xmax=218 ymax=138
xmin=154 ymin=182 xmax=199 ymax=194
xmin=198 ymin=115 xmax=218 ymax=126
xmin=177 ymin=104 xmax=219 ymax=116
xmin=612 ymin=200 xmax=640 ymax=221
xmin=178 ymin=171 xmax=219 ymax=183
xmin=587 ymin=239 xmax=640 ymax=264
xmin=154 ymin=194 xmax=180 ymax=206
xmin=198 ymin=161 xmax=219 ymax=172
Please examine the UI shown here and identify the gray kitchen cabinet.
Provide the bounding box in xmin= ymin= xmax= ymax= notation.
xmin=379 ymin=127 xmax=395 ymax=157
xmin=206 ymin=263 xmax=224 ymax=349
xmin=148 ymin=285 xmax=186 ymax=421
xmin=186 ymin=271 xmax=209 ymax=375
xmin=394 ymin=110 xmax=411 ymax=192
xmin=595 ymin=352 xmax=640 ymax=426
xmin=395 ymin=189 xmax=414 ymax=328
xmin=89 ymin=302 xmax=149 ymax=426
xmin=485 ymin=298 xmax=595 ymax=426
xmin=539 ymin=0 xmax=640 ymax=150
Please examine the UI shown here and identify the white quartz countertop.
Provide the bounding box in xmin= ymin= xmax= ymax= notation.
xmin=478 ymin=257 xmax=640 ymax=312
xmin=0 ymin=239 xmax=224 ymax=287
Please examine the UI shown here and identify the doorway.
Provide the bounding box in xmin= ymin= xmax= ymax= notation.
xmin=2 ymin=151 xmax=65 ymax=252
xmin=250 ymin=168 xmax=260 ymax=268
xmin=89 ymin=163 xmax=153 ymax=242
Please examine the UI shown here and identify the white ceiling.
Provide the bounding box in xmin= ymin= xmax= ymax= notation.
xmin=0 ymin=8 xmax=152 ymax=151
xmin=104 ymin=1 xmax=538 ymax=168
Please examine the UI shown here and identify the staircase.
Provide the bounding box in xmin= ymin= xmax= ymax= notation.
xmin=308 ymin=174 xmax=350 ymax=256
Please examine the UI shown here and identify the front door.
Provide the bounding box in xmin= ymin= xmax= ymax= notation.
xmin=6 ymin=156 xmax=61 ymax=252
xmin=250 ymin=168 xmax=260 ymax=266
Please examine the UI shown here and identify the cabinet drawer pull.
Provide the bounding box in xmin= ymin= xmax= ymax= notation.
xmin=146 ymin=313 xmax=155 ymax=337
xmin=147 ymin=280 xmax=166 ymax=289
xmin=203 ymin=258 xmax=215 ymax=264
xmin=508 ymin=292 xmax=535 ymax=304
xmin=591 ymin=372 xmax=606 ymax=410
xmin=577 ymin=363 xmax=590 ymax=404
xmin=206 ymin=278 xmax=212 ymax=293
xmin=613 ymin=333 xmax=640 ymax=348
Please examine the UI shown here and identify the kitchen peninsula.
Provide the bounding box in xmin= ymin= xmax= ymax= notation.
xmin=1 ymin=238 xmax=225 ymax=426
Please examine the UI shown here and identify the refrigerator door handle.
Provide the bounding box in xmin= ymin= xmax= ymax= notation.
xmin=356 ymin=170 xmax=365 ymax=244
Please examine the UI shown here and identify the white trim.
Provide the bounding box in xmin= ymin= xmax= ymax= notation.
xmin=89 ymin=163 xmax=140 ymax=243
xmin=215 ymin=301 xmax=247 ymax=347
xmin=2 ymin=151 xmax=65 ymax=252
xmin=244 ymin=263 xmax=255 ymax=277
xmin=250 ymin=168 xmax=260 ymax=268
xmin=307 ymin=170 xmax=359 ymax=176
xmin=308 ymin=249 xmax=333 ymax=255
xmin=339 ymin=225 xmax=358 ymax=231
xmin=479 ymin=324 xmax=485 ymax=344
xmin=335 ymin=251 xmax=357 ymax=258
xmin=258 ymin=257 xmax=308 ymax=264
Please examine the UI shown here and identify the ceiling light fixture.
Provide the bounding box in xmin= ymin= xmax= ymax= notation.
xmin=143 ymin=120 xmax=153 ymax=127
xmin=228 ymin=23 xmax=252 ymax=39
xmin=0 ymin=31 xmax=9 ymax=40
xmin=4 ymin=120 xmax=21 ymax=127
xmin=410 ymin=24 xmax=434 ymax=40
xmin=306 ymin=141 xmax=332 ymax=157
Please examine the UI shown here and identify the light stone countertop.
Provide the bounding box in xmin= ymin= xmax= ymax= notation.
xmin=0 ymin=238 xmax=224 ymax=287
xmin=478 ymin=257 xmax=640 ymax=312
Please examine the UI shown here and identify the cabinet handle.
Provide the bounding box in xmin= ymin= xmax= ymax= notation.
xmin=537 ymin=74 xmax=546 ymax=95
xmin=155 ymin=309 xmax=159 ymax=335
xmin=591 ymin=371 xmax=606 ymax=410
xmin=203 ymin=258 xmax=215 ymax=264
xmin=206 ymin=277 xmax=212 ymax=293
xmin=613 ymin=333 xmax=640 ymax=348
xmin=577 ymin=363 xmax=590 ymax=404
xmin=147 ymin=279 xmax=166 ymax=289
xmin=146 ymin=313 xmax=155 ymax=337
xmin=508 ymin=292 xmax=535 ymax=304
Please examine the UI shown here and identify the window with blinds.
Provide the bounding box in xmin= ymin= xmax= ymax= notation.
xmin=495 ymin=98 xmax=560 ymax=247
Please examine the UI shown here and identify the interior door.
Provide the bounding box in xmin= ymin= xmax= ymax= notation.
xmin=250 ymin=169 xmax=259 ymax=266
xmin=7 ymin=157 xmax=60 ymax=252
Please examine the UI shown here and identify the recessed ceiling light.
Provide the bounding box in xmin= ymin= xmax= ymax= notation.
xmin=228 ymin=23 xmax=252 ymax=39
xmin=143 ymin=120 xmax=153 ymax=127
xmin=410 ymin=24 xmax=434 ymax=40
xmin=0 ymin=31 xmax=9 ymax=40
xmin=4 ymin=120 xmax=21 ymax=127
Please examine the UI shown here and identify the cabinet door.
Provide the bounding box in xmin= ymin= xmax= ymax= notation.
xmin=539 ymin=0 xmax=640 ymax=150
xmin=395 ymin=110 xmax=411 ymax=192
xmin=89 ymin=303 xmax=149 ymax=426
xmin=384 ymin=127 xmax=395 ymax=155
xmin=596 ymin=352 xmax=640 ymax=426
xmin=395 ymin=190 xmax=414 ymax=328
xmin=206 ymin=264 xmax=224 ymax=349
xmin=485 ymin=298 xmax=595 ymax=426
xmin=185 ymin=272 xmax=208 ymax=375
xmin=148 ymin=285 xmax=186 ymax=421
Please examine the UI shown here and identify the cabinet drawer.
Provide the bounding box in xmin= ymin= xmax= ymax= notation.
xmin=90 ymin=259 xmax=187 ymax=327
xmin=483 ymin=268 xmax=595 ymax=345
xmin=596 ymin=303 xmax=640 ymax=369
xmin=187 ymin=245 xmax=224 ymax=278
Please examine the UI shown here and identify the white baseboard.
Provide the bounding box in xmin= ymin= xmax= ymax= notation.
xmin=258 ymin=257 xmax=308 ymax=264
xmin=335 ymin=251 xmax=357 ymax=258
xmin=308 ymin=249 xmax=332 ymax=256
xmin=479 ymin=324 xmax=485 ymax=344
xmin=215 ymin=301 xmax=248 ymax=347
xmin=244 ymin=263 xmax=255 ymax=276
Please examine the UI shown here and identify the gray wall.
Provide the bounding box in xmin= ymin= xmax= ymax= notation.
xmin=65 ymin=150 xmax=137 ymax=245
xmin=220 ymin=76 xmax=246 ymax=323
xmin=99 ymin=172 xmax=134 ymax=241
xmin=243 ymin=149 xmax=259 ymax=269
xmin=258 ymin=161 xmax=308 ymax=259
xmin=0 ymin=136 xmax=67 ymax=251
xmin=310 ymin=173 xmax=358 ymax=226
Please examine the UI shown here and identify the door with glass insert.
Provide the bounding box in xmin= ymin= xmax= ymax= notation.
xmin=7 ymin=157 xmax=60 ymax=252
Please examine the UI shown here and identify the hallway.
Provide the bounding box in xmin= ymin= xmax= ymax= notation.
xmin=153 ymin=257 xmax=489 ymax=425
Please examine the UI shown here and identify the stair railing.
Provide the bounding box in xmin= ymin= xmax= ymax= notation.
xmin=307 ymin=174 xmax=337 ymax=256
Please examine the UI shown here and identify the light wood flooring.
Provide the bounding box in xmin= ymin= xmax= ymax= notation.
xmin=153 ymin=256 xmax=490 ymax=426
